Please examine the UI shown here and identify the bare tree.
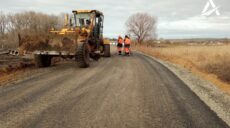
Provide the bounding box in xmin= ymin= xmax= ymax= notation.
xmin=0 ymin=11 xmax=60 ymax=48
xmin=6 ymin=11 xmax=59 ymax=35
xmin=0 ymin=11 xmax=7 ymax=37
xmin=126 ymin=13 xmax=157 ymax=44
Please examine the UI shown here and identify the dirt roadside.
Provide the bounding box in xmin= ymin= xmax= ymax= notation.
xmin=0 ymin=54 xmax=35 ymax=85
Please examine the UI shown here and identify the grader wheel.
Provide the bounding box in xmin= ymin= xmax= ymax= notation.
xmin=76 ymin=43 xmax=90 ymax=68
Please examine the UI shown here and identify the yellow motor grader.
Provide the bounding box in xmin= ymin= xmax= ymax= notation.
xmin=21 ymin=10 xmax=110 ymax=68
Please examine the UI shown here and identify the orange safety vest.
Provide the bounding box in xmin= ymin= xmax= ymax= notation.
xmin=118 ymin=38 xmax=123 ymax=44
xmin=124 ymin=38 xmax=131 ymax=45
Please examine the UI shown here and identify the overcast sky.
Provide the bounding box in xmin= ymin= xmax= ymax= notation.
xmin=1 ymin=0 xmax=230 ymax=39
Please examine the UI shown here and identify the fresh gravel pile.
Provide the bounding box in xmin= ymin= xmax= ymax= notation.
xmin=138 ymin=51 xmax=230 ymax=126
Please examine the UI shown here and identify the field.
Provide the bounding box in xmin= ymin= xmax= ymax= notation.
xmin=135 ymin=43 xmax=230 ymax=94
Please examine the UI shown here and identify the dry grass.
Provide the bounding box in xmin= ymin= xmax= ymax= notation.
xmin=135 ymin=44 xmax=230 ymax=94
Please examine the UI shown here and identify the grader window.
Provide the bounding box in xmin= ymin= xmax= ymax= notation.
xmin=74 ymin=13 xmax=91 ymax=27
xmin=93 ymin=17 xmax=101 ymax=38
xmin=94 ymin=16 xmax=103 ymax=37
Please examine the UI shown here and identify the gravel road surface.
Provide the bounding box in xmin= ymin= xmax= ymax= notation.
xmin=0 ymin=51 xmax=229 ymax=128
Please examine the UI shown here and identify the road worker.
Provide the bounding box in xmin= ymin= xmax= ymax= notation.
xmin=117 ymin=36 xmax=123 ymax=55
xmin=124 ymin=35 xmax=131 ymax=55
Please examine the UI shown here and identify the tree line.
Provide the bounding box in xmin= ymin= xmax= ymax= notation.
xmin=0 ymin=11 xmax=61 ymax=48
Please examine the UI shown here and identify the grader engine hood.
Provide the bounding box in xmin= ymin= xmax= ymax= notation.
xmin=49 ymin=27 xmax=91 ymax=46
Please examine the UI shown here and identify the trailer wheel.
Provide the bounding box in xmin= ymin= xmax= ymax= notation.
xmin=104 ymin=44 xmax=111 ymax=57
xmin=34 ymin=55 xmax=52 ymax=67
xmin=76 ymin=42 xmax=90 ymax=68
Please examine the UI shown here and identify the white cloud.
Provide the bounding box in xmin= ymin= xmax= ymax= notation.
xmin=158 ymin=16 xmax=230 ymax=38
xmin=159 ymin=16 xmax=230 ymax=30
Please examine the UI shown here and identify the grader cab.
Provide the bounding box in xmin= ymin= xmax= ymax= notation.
xmin=23 ymin=10 xmax=110 ymax=68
